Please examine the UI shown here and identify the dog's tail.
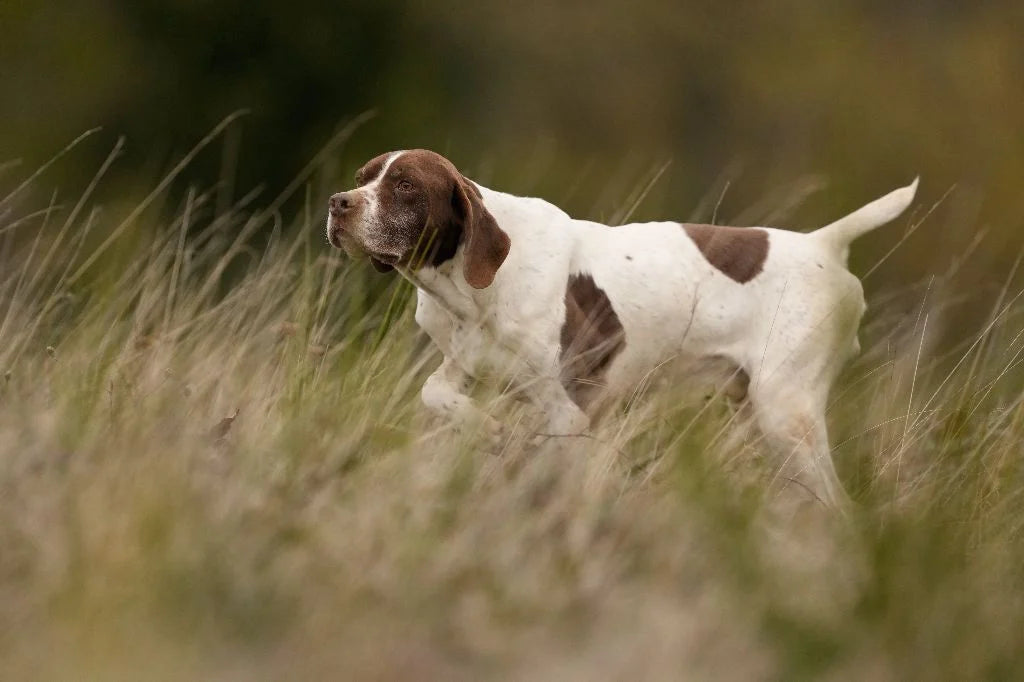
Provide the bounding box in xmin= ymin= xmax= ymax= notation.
xmin=811 ymin=177 xmax=918 ymax=261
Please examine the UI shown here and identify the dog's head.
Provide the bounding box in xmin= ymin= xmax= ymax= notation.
xmin=326 ymin=149 xmax=510 ymax=289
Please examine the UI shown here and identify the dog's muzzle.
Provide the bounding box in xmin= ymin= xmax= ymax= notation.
xmin=326 ymin=219 xmax=345 ymax=249
xmin=327 ymin=191 xmax=360 ymax=248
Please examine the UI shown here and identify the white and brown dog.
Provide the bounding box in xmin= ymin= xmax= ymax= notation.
xmin=326 ymin=149 xmax=917 ymax=509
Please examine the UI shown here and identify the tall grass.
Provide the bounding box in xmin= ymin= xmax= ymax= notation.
xmin=1 ymin=133 xmax=1023 ymax=681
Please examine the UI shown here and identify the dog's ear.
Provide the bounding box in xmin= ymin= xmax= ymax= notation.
xmin=452 ymin=175 xmax=510 ymax=289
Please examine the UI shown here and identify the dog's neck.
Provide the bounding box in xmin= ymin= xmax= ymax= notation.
xmin=398 ymin=254 xmax=480 ymax=322
xmin=475 ymin=183 xmax=570 ymax=239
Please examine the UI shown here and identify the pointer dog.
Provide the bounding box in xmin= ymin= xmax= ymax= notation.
xmin=326 ymin=149 xmax=917 ymax=509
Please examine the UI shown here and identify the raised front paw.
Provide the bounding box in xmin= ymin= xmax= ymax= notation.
xmin=544 ymin=404 xmax=591 ymax=438
xmin=447 ymin=413 xmax=507 ymax=452
xmin=481 ymin=414 xmax=507 ymax=449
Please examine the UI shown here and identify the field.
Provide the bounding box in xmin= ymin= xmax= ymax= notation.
xmin=2 ymin=131 xmax=1024 ymax=680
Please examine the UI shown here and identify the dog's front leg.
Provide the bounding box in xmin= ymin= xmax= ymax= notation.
xmin=499 ymin=322 xmax=591 ymax=438
xmin=526 ymin=376 xmax=590 ymax=437
xmin=421 ymin=357 xmax=503 ymax=443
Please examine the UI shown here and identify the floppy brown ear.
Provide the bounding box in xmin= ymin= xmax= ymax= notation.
xmin=453 ymin=176 xmax=510 ymax=289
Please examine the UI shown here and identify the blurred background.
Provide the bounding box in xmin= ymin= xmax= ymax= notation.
xmin=2 ymin=0 xmax=1022 ymax=336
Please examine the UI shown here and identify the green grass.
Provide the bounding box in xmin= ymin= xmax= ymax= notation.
xmin=2 ymin=137 xmax=1024 ymax=681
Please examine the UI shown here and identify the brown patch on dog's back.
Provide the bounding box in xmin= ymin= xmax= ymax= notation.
xmin=683 ymin=224 xmax=769 ymax=283
xmin=560 ymin=273 xmax=626 ymax=408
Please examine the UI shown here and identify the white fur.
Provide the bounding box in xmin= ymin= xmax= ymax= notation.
xmin=383 ymin=178 xmax=918 ymax=510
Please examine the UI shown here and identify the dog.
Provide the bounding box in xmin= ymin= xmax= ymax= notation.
xmin=326 ymin=149 xmax=918 ymax=509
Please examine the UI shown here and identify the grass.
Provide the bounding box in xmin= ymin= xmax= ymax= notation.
xmin=2 ymin=132 xmax=1024 ymax=681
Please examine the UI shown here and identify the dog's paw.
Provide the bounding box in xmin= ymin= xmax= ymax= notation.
xmin=481 ymin=416 xmax=508 ymax=450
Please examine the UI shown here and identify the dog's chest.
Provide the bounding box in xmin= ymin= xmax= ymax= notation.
xmin=414 ymin=292 xmax=526 ymax=380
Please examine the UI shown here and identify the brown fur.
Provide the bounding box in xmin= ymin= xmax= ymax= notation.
xmin=350 ymin=150 xmax=510 ymax=286
xmin=682 ymin=223 xmax=769 ymax=284
xmin=354 ymin=153 xmax=389 ymax=186
xmin=559 ymin=274 xmax=626 ymax=408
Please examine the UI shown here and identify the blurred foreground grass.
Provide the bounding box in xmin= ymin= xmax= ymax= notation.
xmin=1 ymin=134 xmax=1024 ymax=680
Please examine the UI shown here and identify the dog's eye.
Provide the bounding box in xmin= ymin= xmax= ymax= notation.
xmin=397 ymin=180 xmax=414 ymax=193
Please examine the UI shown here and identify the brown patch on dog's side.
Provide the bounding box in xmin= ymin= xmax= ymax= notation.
xmin=682 ymin=224 xmax=769 ymax=284
xmin=560 ymin=273 xmax=626 ymax=408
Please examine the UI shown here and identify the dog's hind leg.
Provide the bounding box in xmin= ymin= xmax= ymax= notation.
xmin=747 ymin=380 xmax=850 ymax=512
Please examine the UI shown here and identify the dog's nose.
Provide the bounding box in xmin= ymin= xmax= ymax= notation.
xmin=329 ymin=192 xmax=355 ymax=217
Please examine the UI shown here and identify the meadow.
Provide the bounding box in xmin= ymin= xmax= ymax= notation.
xmin=2 ymin=126 xmax=1023 ymax=680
